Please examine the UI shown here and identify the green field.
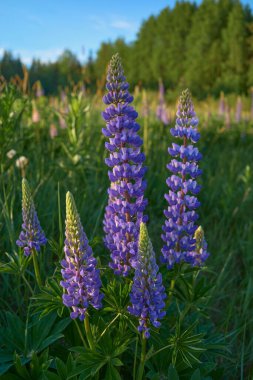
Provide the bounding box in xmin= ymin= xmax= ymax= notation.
xmin=1 ymin=85 xmax=253 ymax=379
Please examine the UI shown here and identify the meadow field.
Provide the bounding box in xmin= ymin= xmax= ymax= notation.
xmin=0 ymin=76 xmax=252 ymax=379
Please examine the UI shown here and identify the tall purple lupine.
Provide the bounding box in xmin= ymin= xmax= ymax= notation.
xmin=60 ymin=192 xmax=103 ymax=321
xmin=16 ymin=178 xmax=47 ymax=256
xmin=128 ymin=223 xmax=166 ymax=338
xmin=161 ymin=89 xmax=209 ymax=268
xmin=102 ymin=53 xmax=148 ymax=276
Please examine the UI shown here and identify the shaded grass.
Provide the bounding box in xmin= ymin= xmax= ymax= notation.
xmin=0 ymin=97 xmax=253 ymax=378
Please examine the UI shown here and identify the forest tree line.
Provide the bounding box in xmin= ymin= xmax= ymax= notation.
xmin=1 ymin=0 xmax=253 ymax=98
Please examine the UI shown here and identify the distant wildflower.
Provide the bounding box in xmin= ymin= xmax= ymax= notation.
xmin=60 ymin=192 xmax=103 ymax=321
xmin=50 ymin=123 xmax=58 ymax=138
xmin=235 ymin=96 xmax=242 ymax=123
xmin=7 ymin=149 xmax=16 ymax=159
xmin=218 ymin=91 xmax=225 ymax=116
xmin=16 ymin=179 xmax=47 ymax=256
xmin=156 ymin=80 xmax=169 ymax=125
xmin=251 ymin=88 xmax=253 ymax=120
xmin=141 ymin=90 xmax=149 ymax=118
xmin=161 ymin=89 xmax=209 ymax=268
xmin=225 ymin=104 xmax=231 ymax=129
xmin=59 ymin=114 xmax=67 ymax=129
xmin=32 ymin=106 xmax=40 ymax=123
xmin=128 ymin=223 xmax=166 ymax=338
xmin=61 ymin=90 xmax=67 ymax=103
xmin=16 ymin=156 xmax=29 ymax=177
xmin=102 ymin=53 xmax=148 ymax=276
xmin=15 ymin=156 xmax=28 ymax=168
xmin=80 ymin=84 xmax=86 ymax=97
xmin=36 ymin=82 xmax=44 ymax=97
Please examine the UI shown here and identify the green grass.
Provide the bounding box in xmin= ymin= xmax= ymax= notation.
xmin=0 ymin=87 xmax=253 ymax=378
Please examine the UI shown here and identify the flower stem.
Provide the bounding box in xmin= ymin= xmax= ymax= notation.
xmin=84 ymin=314 xmax=95 ymax=350
xmin=22 ymin=273 xmax=34 ymax=295
xmin=32 ymin=249 xmax=42 ymax=288
xmin=166 ymin=278 xmax=175 ymax=307
xmin=74 ymin=319 xmax=88 ymax=349
xmin=136 ymin=333 xmax=146 ymax=380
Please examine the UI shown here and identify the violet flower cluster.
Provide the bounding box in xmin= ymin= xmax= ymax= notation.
xmin=128 ymin=223 xmax=166 ymax=338
xmin=60 ymin=192 xmax=103 ymax=321
xmin=16 ymin=178 xmax=47 ymax=256
xmin=102 ymin=53 xmax=148 ymax=276
xmin=161 ymin=89 xmax=209 ymax=268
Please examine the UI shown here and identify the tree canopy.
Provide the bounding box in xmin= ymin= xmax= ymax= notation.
xmin=1 ymin=0 xmax=252 ymax=98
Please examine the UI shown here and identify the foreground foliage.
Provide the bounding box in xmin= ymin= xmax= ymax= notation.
xmin=0 ymin=79 xmax=253 ymax=378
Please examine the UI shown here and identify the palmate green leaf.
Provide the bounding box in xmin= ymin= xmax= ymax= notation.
xmin=0 ymin=312 xmax=70 ymax=375
xmin=12 ymin=349 xmax=53 ymax=380
xmin=32 ymin=276 xmax=66 ymax=317
xmin=0 ymin=251 xmax=30 ymax=275
xmin=146 ymin=370 xmax=161 ymax=380
xmin=70 ymin=329 xmax=131 ymax=380
xmin=167 ymin=364 xmax=180 ymax=380
xmin=45 ymin=354 xmax=78 ymax=380
xmin=104 ymin=362 xmax=122 ymax=380
xmin=190 ymin=368 xmax=201 ymax=380
xmin=174 ymin=274 xmax=212 ymax=306
xmin=68 ymin=350 xmax=106 ymax=379
xmin=168 ymin=322 xmax=206 ymax=368
xmin=13 ymin=354 xmax=31 ymax=379
xmin=102 ymin=279 xmax=132 ymax=315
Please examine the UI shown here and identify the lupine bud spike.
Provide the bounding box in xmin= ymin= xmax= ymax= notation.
xmin=128 ymin=223 xmax=166 ymax=339
xmin=16 ymin=178 xmax=47 ymax=256
xmin=60 ymin=191 xmax=103 ymax=321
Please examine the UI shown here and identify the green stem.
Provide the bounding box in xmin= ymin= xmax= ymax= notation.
xmin=84 ymin=314 xmax=95 ymax=350
xmin=148 ymin=343 xmax=171 ymax=359
xmin=133 ymin=337 xmax=138 ymax=380
xmin=74 ymin=319 xmax=88 ymax=349
xmin=166 ymin=278 xmax=175 ymax=308
xmin=22 ymin=273 xmax=34 ymax=296
xmin=97 ymin=313 xmax=120 ymax=342
xmin=32 ymin=249 xmax=42 ymax=288
xmin=179 ymin=303 xmax=191 ymax=323
xmin=136 ymin=333 xmax=146 ymax=380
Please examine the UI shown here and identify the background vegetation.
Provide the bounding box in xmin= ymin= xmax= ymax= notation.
xmin=0 ymin=0 xmax=253 ymax=378
xmin=1 ymin=0 xmax=253 ymax=98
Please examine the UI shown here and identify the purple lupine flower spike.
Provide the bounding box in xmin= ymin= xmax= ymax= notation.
xmin=16 ymin=178 xmax=47 ymax=256
xmin=128 ymin=223 xmax=166 ymax=338
xmin=102 ymin=53 xmax=148 ymax=276
xmin=161 ymin=89 xmax=209 ymax=268
xmin=60 ymin=192 xmax=103 ymax=321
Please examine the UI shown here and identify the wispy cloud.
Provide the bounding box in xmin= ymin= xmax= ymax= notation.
xmin=110 ymin=20 xmax=135 ymax=30
xmin=89 ymin=14 xmax=136 ymax=33
xmin=20 ymin=48 xmax=64 ymax=64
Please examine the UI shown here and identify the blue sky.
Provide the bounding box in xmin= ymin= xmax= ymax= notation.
xmin=0 ymin=0 xmax=252 ymax=64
